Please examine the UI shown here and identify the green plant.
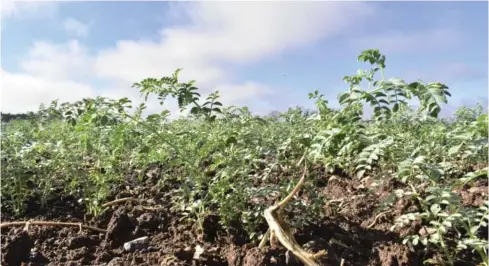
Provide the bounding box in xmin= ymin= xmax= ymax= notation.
xmin=1 ymin=49 xmax=487 ymax=265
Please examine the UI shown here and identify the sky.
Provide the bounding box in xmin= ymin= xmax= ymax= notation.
xmin=1 ymin=1 xmax=488 ymax=118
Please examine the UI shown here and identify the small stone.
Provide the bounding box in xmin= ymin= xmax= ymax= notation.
xmin=146 ymin=246 xmax=159 ymax=252
xmin=123 ymin=236 xmax=149 ymax=252
xmin=418 ymin=227 xmax=436 ymax=236
xmin=193 ymin=245 xmax=204 ymax=260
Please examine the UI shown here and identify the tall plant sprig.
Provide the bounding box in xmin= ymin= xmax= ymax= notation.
xmin=308 ymin=84 xmax=370 ymax=174
xmin=133 ymin=68 xmax=223 ymax=122
xmin=128 ymin=69 xmax=233 ymax=232
xmin=338 ymin=49 xmax=451 ymax=120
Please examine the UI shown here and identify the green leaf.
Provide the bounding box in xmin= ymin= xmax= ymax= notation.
xmin=470 ymin=226 xmax=479 ymax=234
xmin=448 ymin=142 xmax=463 ymax=156
xmin=430 ymin=204 xmax=441 ymax=215
xmin=338 ymin=93 xmax=350 ymax=104
xmin=356 ymin=169 xmax=366 ymax=179
xmin=392 ymin=103 xmax=399 ymax=112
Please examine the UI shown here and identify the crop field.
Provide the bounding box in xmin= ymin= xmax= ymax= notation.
xmin=1 ymin=49 xmax=488 ymax=266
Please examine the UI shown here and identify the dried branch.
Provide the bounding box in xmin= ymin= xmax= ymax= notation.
xmin=0 ymin=220 xmax=107 ymax=233
xmin=261 ymin=155 xmax=327 ymax=266
xmin=365 ymin=210 xmax=392 ymax=229
xmin=102 ymin=197 xmax=141 ymax=207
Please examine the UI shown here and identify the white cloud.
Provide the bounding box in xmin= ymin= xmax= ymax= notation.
xmin=19 ymin=40 xmax=92 ymax=81
xmin=403 ymin=62 xmax=487 ymax=84
xmin=0 ymin=0 xmax=16 ymax=17
xmin=63 ymin=18 xmax=89 ymax=38
xmin=1 ymin=69 xmax=94 ymax=113
xmin=1 ymin=0 xmax=58 ymax=20
xmin=1 ymin=40 xmax=94 ymax=113
xmin=351 ymin=28 xmax=464 ymax=54
xmin=94 ymin=2 xmax=375 ymax=113
xmin=2 ymin=2 xmax=376 ymax=114
xmin=216 ymin=82 xmax=277 ymax=115
xmin=216 ymin=82 xmax=274 ymax=105
xmin=99 ymin=83 xmax=183 ymax=118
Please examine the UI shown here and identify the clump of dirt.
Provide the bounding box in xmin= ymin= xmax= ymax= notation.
xmin=226 ymin=244 xmax=246 ymax=266
xmin=3 ymin=230 xmax=34 ymax=265
xmin=201 ymin=214 xmax=220 ymax=242
xmin=242 ymin=247 xmax=285 ymax=266
xmin=376 ymin=242 xmax=418 ymax=266
xmin=457 ymin=180 xmax=488 ymax=207
xmin=105 ymin=209 xmax=136 ymax=248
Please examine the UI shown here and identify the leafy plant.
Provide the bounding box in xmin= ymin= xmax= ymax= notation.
xmin=1 ymin=48 xmax=487 ymax=265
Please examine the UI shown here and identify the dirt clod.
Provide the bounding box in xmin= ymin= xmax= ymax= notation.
xmin=377 ymin=242 xmax=417 ymax=266
xmin=201 ymin=214 xmax=220 ymax=242
xmin=3 ymin=231 xmax=34 ymax=266
xmin=243 ymin=247 xmax=267 ymax=266
xmin=105 ymin=209 xmax=136 ymax=248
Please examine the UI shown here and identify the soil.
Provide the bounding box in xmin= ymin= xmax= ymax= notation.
xmin=1 ymin=166 xmax=486 ymax=266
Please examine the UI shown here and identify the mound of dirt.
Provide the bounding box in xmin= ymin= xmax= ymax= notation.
xmin=0 ymin=167 xmax=485 ymax=265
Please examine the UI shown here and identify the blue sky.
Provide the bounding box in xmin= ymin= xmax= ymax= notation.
xmin=1 ymin=1 xmax=487 ymax=117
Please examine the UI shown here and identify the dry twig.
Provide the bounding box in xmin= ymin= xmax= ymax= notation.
xmin=0 ymin=220 xmax=107 ymax=233
xmin=102 ymin=197 xmax=141 ymax=207
xmin=261 ymin=155 xmax=327 ymax=266
xmin=102 ymin=197 xmax=164 ymax=211
xmin=366 ymin=210 xmax=392 ymax=229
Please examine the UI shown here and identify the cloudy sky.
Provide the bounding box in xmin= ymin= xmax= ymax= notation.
xmin=1 ymin=1 xmax=487 ymax=117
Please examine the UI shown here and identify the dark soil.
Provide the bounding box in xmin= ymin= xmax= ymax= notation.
xmin=1 ymin=166 xmax=486 ymax=266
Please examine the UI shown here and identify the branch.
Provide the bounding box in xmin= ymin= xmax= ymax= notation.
xmin=102 ymin=197 xmax=141 ymax=207
xmin=102 ymin=197 xmax=164 ymax=210
xmin=262 ymin=155 xmax=327 ymax=266
xmin=0 ymin=220 xmax=107 ymax=233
